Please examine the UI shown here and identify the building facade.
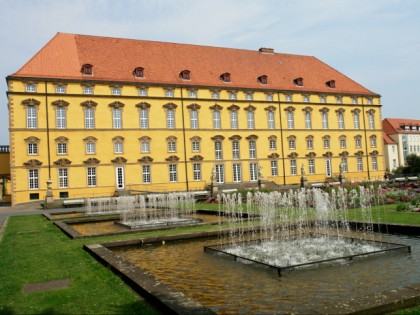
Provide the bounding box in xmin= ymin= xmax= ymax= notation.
xmin=383 ymin=118 xmax=420 ymax=171
xmin=7 ymin=33 xmax=384 ymax=205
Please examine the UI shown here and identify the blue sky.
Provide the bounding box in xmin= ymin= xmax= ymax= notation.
xmin=1 ymin=0 xmax=419 ymax=144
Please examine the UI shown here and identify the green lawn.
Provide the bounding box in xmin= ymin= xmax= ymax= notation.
xmin=0 ymin=215 xmax=160 ymax=315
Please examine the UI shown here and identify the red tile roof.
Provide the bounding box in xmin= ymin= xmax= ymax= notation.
xmin=382 ymin=132 xmax=396 ymax=144
xmin=11 ymin=32 xmax=377 ymax=95
xmin=383 ymin=118 xmax=420 ymax=135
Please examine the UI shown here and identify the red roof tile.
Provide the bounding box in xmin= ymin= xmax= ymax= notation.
xmin=383 ymin=118 xmax=420 ymax=135
xmin=11 ymin=32 xmax=378 ymax=95
xmin=382 ymin=132 xmax=396 ymax=144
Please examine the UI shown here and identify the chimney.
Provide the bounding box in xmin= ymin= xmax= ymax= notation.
xmin=259 ymin=47 xmax=274 ymax=54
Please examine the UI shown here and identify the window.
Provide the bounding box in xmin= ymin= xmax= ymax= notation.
xmin=320 ymin=96 xmax=327 ymax=103
xmin=250 ymin=163 xmax=258 ymax=181
xmin=269 ymin=139 xmax=277 ymax=150
xmin=215 ymin=164 xmax=224 ymax=183
xmin=267 ymin=111 xmax=275 ymax=129
xmin=165 ymin=89 xmax=174 ymax=97
xmin=229 ymin=92 xmax=237 ymax=100
xmin=245 ymin=93 xmax=253 ymax=100
xmin=87 ymin=167 xmax=96 ymax=186
xmin=141 ymin=141 xmax=150 ymax=153
xmin=326 ymin=80 xmax=336 ymax=89
xmin=193 ymin=163 xmax=201 ymax=181
xmin=140 ymin=109 xmax=148 ymax=129
xmin=393 ymin=159 xmax=397 ymax=168
xmin=230 ymin=111 xmax=238 ymax=129
xmin=57 ymin=143 xmax=67 ymax=155
xmin=169 ymin=164 xmax=177 ymax=182
xmin=293 ymin=77 xmax=303 ymax=86
xmin=287 ymin=111 xmax=294 ymax=129
xmin=306 ymin=138 xmax=314 ymax=150
xmin=372 ymin=156 xmax=378 ymax=171
xmin=167 ymin=141 xmax=176 ymax=153
xmin=303 ymin=95 xmax=309 ymax=102
xmin=325 ymin=159 xmax=332 ymax=177
xmin=26 ymin=84 xmax=36 ymax=92
xmin=192 ymin=141 xmax=200 ymax=152
xmin=112 ymin=108 xmax=122 ymax=129
xmin=221 ymin=73 xmax=231 ymax=83
xmin=336 ymin=96 xmax=342 ymax=104
xmin=357 ymin=157 xmax=363 ymax=171
xmin=180 ymin=70 xmax=190 ymax=80
xmin=83 ymin=86 xmax=93 ymax=95
xmin=271 ymin=160 xmax=278 ymax=176
xmin=367 ymin=98 xmax=373 ymax=105
xmin=232 ymin=141 xmax=240 ymax=159
xmin=368 ymin=113 xmax=375 ymax=129
xmin=352 ymin=97 xmax=358 ymax=104
xmin=353 ymin=112 xmax=360 ymax=129
xmin=247 ymin=111 xmax=255 ymax=129
xmin=288 ymin=138 xmax=296 ymax=150
xmin=305 ymin=111 xmax=312 ymax=129
xmin=213 ymin=110 xmax=221 ymax=129
xmin=212 ymin=91 xmax=220 ymax=99
xmin=142 ymin=165 xmax=151 ymax=184
xmin=286 ymin=95 xmax=292 ymax=102
xmin=29 ymin=169 xmax=39 ymax=190
xmin=308 ymin=159 xmax=315 ymax=174
xmin=341 ymin=158 xmax=348 ymax=172
xmin=114 ymin=142 xmax=123 ymax=154
xmin=138 ymin=88 xmax=148 ymax=96
xmin=166 ymin=109 xmax=175 ymax=129
xmin=338 ymin=112 xmax=345 ymax=129
xmin=323 ymin=138 xmax=330 ymax=149
xmin=249 ymin=140 xmax=257 ymax=159
xmin=27 ymin=107 xmax=37 ymax=128
xmin=340 ymin=137 xmax=347 ymax=149
xmin=266 ymin=94 xmax=273 ymax=101
xmin=233 ymin=164 xmax=242 ymax=182
xmin=55 ymin=85 xmax=66 ymax=94
xmin=85 ymin=108 xmax=95 ymax=129
xmin=215 ymin=141 xmax=223 ymax=160
xmin=290 ymin=160 xmax=297 ymax=175
xmin=28 ymin=143 xmax=38 ymax=155
xmin=355 ymin=137 xmax=362 ymax=148
xmin=189 ymin=90 xmax=197 ymax=98
xmin=322 ymin=112 xmax=328 ymax=129
xmin=86 ymin=142 xmax=96 ymax=154
xmin=56 ymin=107 xmax=66 ymax=129
xmin=111 ymin=87 xmax=121 ymax=96
xmin=370 ymin=136 xmax=377 ymax=147
xmin=190 ymin=110 xmax=198 ymax=129
xmin=258 ymin=75 xmax=268 ymax=84
xmin=133 ymin=67 xmax=144 ymax=78
xmin=81 ymin=64 xmax=93 ymax=75
xmin=58 ymin=168 xmax=68 ymax=188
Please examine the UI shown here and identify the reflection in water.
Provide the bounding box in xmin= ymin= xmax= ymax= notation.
xmin=114 ymin=234 xmax=420 ymax=315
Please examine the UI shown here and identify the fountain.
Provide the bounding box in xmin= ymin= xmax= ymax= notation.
xmin=205 ymin=187 xmax=410 ymax=275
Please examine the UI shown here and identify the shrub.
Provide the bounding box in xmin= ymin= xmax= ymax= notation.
xmin=396 ymin=203 xmax=412 ymax=212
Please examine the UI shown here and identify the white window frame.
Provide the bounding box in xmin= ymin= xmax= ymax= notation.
xmin=215 ymin=164 xmax=224 ymax=183
xmin=357 ymin=157 xmax=363 ymax=171
xmin=57 ymin=143 xmax=67 ymax=155
xmin=190 ymin=110 xmax=199 ymax=129
xmin=229 ymin=93 xmax=237 ymax=100
xmin=113 ymin=108 xmax=122 ymax=129
xmin=233 ymin=163 xmax=242 ymax=183
xmin=55 ymin=85 xmax=66 ymax=94
xmin=26 ymin=106 xmax=37 ymax=129
xmin=215 ymin=141 xmax=223 ymax=160
xmin=213 ymin=110 xmax=221 ymax=129
xmin=271 ymin=160 xmax=278 ymax=176
xmin=138 ymin=88 xmax=148 ymax=96
xmin=267 ymin=111 xmax=275 ymax=129
xmin=192 ymin=141 xmax=200 ymax=152
xmin=322 ymin=112 xmax=328 ymax=129
xmin=193 ymin=163 xmax=201 ymax=181
xmin=86 ymin=142 xmax=96 ymax=154
xmin=169 ymin=164 xmax=177 ymax=182
xmin=250 ymin=163 xmax=258 ymax=181
xmin=28 ymin=143 xmax=38 ymax=155
xmin=372 ymin=156 xmax=378 ymax=171
xmin=290 ymin=160 xmax=297 ymax=175
xmin=370 ymin=136 xmax=377 ymax=148
xmin=287 ymin=111 xmax=294 ymax=129
xmin=26 ymin=84 xmax=36 ymax=93
xmin=141 ymin=141 xmax=150 ymax=153
xmin=140 ymin=109 xmax=148 ymax=129
xmin=356 ymin=138 xmax=362 ymax=148
xmin=353 ymin=113 xmax=360 ymax=130
xmin=368 ymin=113 xmax=375 ymax=129
xmin=340 ymin=138 xmax=346 ymax=149
xmin=189 ymin=90 xmax=197 ymax=98
xmin=266 ymin=94 xmax=273 ymax=101
xmin=112 ymin=87 xmax=121 ymax=96
xmin=245 ymin=93 xmax=253 ymax=100
xmin=289 ymin=139 xmax=296 ymax=150
xmin=338 ymin=112 xmax=345 ymax=129
xmin=167 ymin=141 xmax=176 ymax=153
xmin=247 ymin=111 xmax=255 ymax=129
xmin=212 ymin=91 xmax=220 ymax=99
xmin=85 ymin=108 xmax=95 ymax=129
xmin=230 ymin=111 xmax=238 ymax=129
xmin=56 ymin=107 xmax=66 ymax=129
xmin=269 ymin=139 xmax=276 ymax=150
xmin=308 ymin=159 xmax=315 ymax=174
xmin=165 ymin=90 xmax=174 ymax=97
xmin=83 ymin=86 xmax=93 ymax=95
xmin=166 ymin=109 xmax=175 ymax=129
xmin=58 ymin=168 xmax=68 ymax=188
xmin=232 ymin=141 xmax=240 ymax=159
xmin=305 ymin=112 xmax=312 ymax=129
xmin=341 ymin=158 xmax=348 ymax=172
xmin=323 ymin=139 xmax=330 ymax=149
xmin=249 ymin=140 xmax=257 ymax=159
xmin=114 ymin=141 xmax=123 ymax=154
xmin=29 ymin=169 xmax=39 ymax=190
xmin=142 ymin=165 xmax=151 ymax=184
xmin=87 ymin=167 xmax=97 ymax=187
xmin=307 ymin=139 xmax=314 ymax=150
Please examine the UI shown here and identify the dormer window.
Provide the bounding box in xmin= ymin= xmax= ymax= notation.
xmin=257 ymin=75 xmax=268 ymax=84
xmin=326 ymin=80 xmax=336 ymax=88
xmin=81 ymin=64 xmax=93 ymax=76
xmin=293 ymin=77 xmax=303 ymax=87
xmin=220 ymin=72 xmax=231 ymax=83
xmin=179 ymin=70 xmax=190 ymax=80
xmin=133 ymin=67 xmax=144 ymax=78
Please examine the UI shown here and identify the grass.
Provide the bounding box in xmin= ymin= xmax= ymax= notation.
xmin=1 ymin=202 xmax=419 ymax=314
xmin=0 ymin=215 xmax=160 ymax=315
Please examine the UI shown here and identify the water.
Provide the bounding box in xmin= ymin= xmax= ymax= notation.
xmin=115 ymin=234 xmax=419 ymax=314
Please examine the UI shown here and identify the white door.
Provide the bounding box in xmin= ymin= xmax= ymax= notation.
xmin=116 ymin=166 xmax=125 ymax=189
xmin=325 ymin=159 xmax=332 ymax=178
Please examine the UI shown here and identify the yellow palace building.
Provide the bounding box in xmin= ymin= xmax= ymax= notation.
xmin=6 ymin=33 xmax=383 ymax=205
